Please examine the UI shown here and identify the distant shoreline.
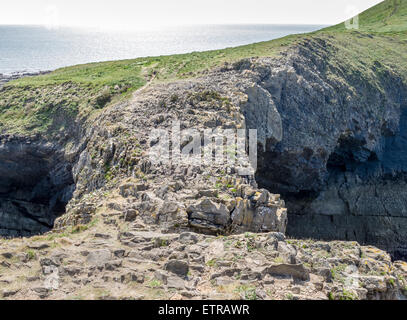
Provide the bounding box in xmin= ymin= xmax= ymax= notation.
xmin=0 ymin=24 xmax=325 ymax=75
xmin=0 ymin=70 xmax=51 ymax=87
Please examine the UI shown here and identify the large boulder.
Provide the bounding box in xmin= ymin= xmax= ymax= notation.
xmin=187 ymin=189 xmax=287 ymax=234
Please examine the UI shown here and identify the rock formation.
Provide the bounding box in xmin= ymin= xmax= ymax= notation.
xmin=0 ymin=0 xmax=407 ymax=300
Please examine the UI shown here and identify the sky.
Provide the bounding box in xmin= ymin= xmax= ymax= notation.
xmin=0 ymin=0 xmax=384 ymax=30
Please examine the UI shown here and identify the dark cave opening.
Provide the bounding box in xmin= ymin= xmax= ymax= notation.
xmin=255 ymin=109 xmax=407 ymax=261
xmin=0 ymin=141 xmax=75 ymax=237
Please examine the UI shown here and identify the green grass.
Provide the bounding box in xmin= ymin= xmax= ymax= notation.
xmin=326 ymin=0 xmax=407 ymax=33
xmin=0 ymin=33 xmax=302 ymax=136
xmin=339 ymin=290 xmax=358 ymax=301
xmin=0 ymin=0 xmax=406 ymax=136
xmin=11 ymin=34 xmax=300 ymax=88
xmin=235 ymin=285 xmax=257 ymax=300
xmin=25 ymin=250 xmax=36 ymax=261
xmin=149 ymin=279 xmax=162 ymax=288
xmin=206 ymin=258 xmax=218 ymax=268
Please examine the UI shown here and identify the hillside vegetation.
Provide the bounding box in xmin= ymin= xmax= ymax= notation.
xmin=0 ymin=0 xmax=406 ymax=136
xmin=327 ymin=0 xmax=407 ymax=32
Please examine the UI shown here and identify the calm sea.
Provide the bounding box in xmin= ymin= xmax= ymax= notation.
xmin=0 ymin=24 xmax=325 ymax=74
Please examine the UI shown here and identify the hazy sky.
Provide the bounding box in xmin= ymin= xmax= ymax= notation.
xmin=0 ymin=0 xmax=383 ymax=29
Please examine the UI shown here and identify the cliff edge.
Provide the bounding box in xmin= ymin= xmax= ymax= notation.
xmin=0 ymin=0 xmax=407 ymax=300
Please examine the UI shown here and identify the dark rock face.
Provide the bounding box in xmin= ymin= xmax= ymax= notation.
xmin=0 ymin=136 xmax=75 ymax=237
xmin=247 ymin=39 xmax=407 ymax=259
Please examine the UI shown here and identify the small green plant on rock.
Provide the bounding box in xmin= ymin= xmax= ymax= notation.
xmin=236 ymin=285 xmax=257 ymax=300
xmin=274 ymin=256 xmax=285 ymax=264
xmin=246 ymin=240 xmax=256 ymax=252
xmin=26 ymin=250 xmax=36 ymax=260
xmin=398 ymin=276 xmax=407 ymax=293
xmin=154 ymin=238 xmax=168 ymax=247
xmin=104 ymin=164 xmax=112 ymax=181
xmin=149 ymin=279 xmax=162 ymax=288
xmin=234 ymin=240 xmax=243 ymax=249
xmin=330 ymin=264 xmax=347 ymax=282
xmin=170 ymin=94 xmax=179 ymax=103
xmin=339 ymin=290 xmax=358 ymax=301
xmin=388 ymin=278 xmax=396 ymax=287
xmin=71 ymin=225 xmax=88 ymax=234
xmin=206 ymin=259 xmax=218 ymax=268
xmin=244 ymin=288 xmax=257 ymax=300
xmin=232 ymin=254 xmax=243 ymax=262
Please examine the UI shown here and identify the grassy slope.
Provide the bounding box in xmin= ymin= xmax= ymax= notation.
xmin=326 ymin=0 xmax=407 ymax=32
xmin=0 ymin=35 xmax=301 ymax=135
xmin=0 ymin=0 xmax=406 ymax=136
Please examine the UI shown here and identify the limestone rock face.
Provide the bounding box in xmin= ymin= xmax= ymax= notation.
xmin=1 ymin=33 xmax=407 ymax=301
xmin=243 ymin=39 xmax=407 ymax=259
xmin=2 ymin=37 xmax=407 ymax=258
xmin=241 ymin=84 xmax=283 ymax=149
xmin=187 ymin=199 xmax=230 ymax=233
xmin=230 ymin=190 xmax=287 ymax=234
xmin=187 ymin=189 xmax=287 ymax=234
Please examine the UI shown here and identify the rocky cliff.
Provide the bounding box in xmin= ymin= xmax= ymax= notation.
xmin=252 ymin=36 xmax=407 ymax=261
xmin=0 ymin=0 xmax=407 ymax=300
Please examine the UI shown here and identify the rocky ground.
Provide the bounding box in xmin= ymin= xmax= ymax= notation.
xmin=1 ymin=201 xmax=406 ymax=300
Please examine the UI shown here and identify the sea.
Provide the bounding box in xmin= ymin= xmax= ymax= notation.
xmin=0 ymin=24 xmax=326 ymax=74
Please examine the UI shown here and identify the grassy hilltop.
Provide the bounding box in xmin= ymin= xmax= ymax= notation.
xmin=0 ymin=0 xmax=406 ymax=135
xmin=327 ymin=0 xmax=407 ymax=32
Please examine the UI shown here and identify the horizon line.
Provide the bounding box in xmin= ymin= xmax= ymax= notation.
xmin=0 ymin=22 xmax=332 ymax=30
